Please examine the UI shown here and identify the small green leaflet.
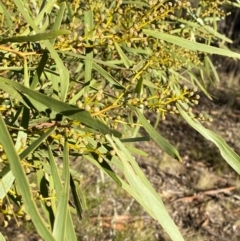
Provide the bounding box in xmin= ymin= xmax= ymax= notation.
xmin=0 ymin=30 xmax=70 ymax=44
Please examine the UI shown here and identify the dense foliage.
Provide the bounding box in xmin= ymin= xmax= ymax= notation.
xmin=0 ymin=0 xmax=240 ymax=240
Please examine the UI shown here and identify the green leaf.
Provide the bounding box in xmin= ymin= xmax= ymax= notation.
xmin=0 ymin=81 xmax=29 ymax=107
xmin=0 ymin=113 xmax=56 ymax=241
xmin=114 ymin=42 xmax=132 ymax=68
xmin=177 ymin=104 xmax=240 ymax=174
xmin=50 ymin=2 xmax=66 ymax=45
xmin=135 ymin=77 xmax=143 ymax=94
xmin=70 ymin=175 xmax=83 ymax=219
xmin=53 ymin=189 xmax=68 ymax=241
xmin=143 ymin=29 xmax=240 ymax=58
xmin=122 ymin=1 xmax=150 ymax=7
xmin=69 ymin=78 xmax=95 ymax=105
xmin=48 ymin=146 xmax=62 ymax=195
xmin=204 ymin=55 xmax=220 ymax=82
xmin=175 ymin=17 xmax=232 ymax=43
xmin=133 ymin=107 xmax=182 ymax=161
xmin=187 ymin=70 xmax=212 ymax=99
xmin=0 ymin=76 xmax=121 ymax=137
xmin=93 ymin=62 xmax=125 ymax=88
xmin=12 ymin=0 xmax=69 ymax=102
xmin=0 ymin=1 xmax=13 ymax=36
xmin=15 ymin=107 xmax=29 ymax=151
xmin=84 ymin=10 xmax=94 ymax=91
xmin=53 ymin=138 xmax=70 ymax=241
xmin=85 ymin=155 xmax=122 ymax=186
xmin=57 ymin=50 xmax=124 ymax=69
xmin=122 ymin=43 xmax=152 ymax=56
xmin=48 ymin=146 xmax=78 ymax=241
xmin=126 ymin=145 xmax=148 ymax=156
xmin=121 ymin=136 xmax=150 ymax=142
xmin=30 ymin=52 xmax=50 ymax=89
xmin=100 ymin=159 xmax=122 ymax=186
xmin=20 ymin=127 xmax=55 ymax=160
xmin=17 ymin=0 xmax=56 ymax=36
xmin=0 ymin=30 xmax=70 ymax=44
xmin=0 ymin=167 xmax=15 ymax=199
xmin=47 ymin=4 xmax=69 ymax=102
xmin=46 ymin=44 xmax=69 ymax=102
xmin=225 ymin=0 xmax=240 ymax=8
xmin=0 ymin=232 xmax=6 ymax=241
xmin=47 ymin=147 xmax=59 ymax=217
xmin=106 ymin=135 xmax=185 ymax=241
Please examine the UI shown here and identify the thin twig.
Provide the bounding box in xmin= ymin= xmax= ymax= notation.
xmin=173 ymin=186 xmax=236 ymax=202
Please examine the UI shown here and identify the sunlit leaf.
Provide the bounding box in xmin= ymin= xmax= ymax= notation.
xmin=143 ymin=29 xmax=240 ymax=58
xmin=177 ymin=104 xmax=240 ymax=174
xmin=133 ymin=107 xmax=182 ymax=161
xmin=0 ymin=30 xmax=70 ymax=44
xmin=106 ymin=135 xmax=185 ymax=241
xmin=0 ymin=76 xmax=121 ymax=137
xmin=0 ymin=113 xmax=56 ymax=241
xmin=114 ymin=42 xmax=132 ymax=68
